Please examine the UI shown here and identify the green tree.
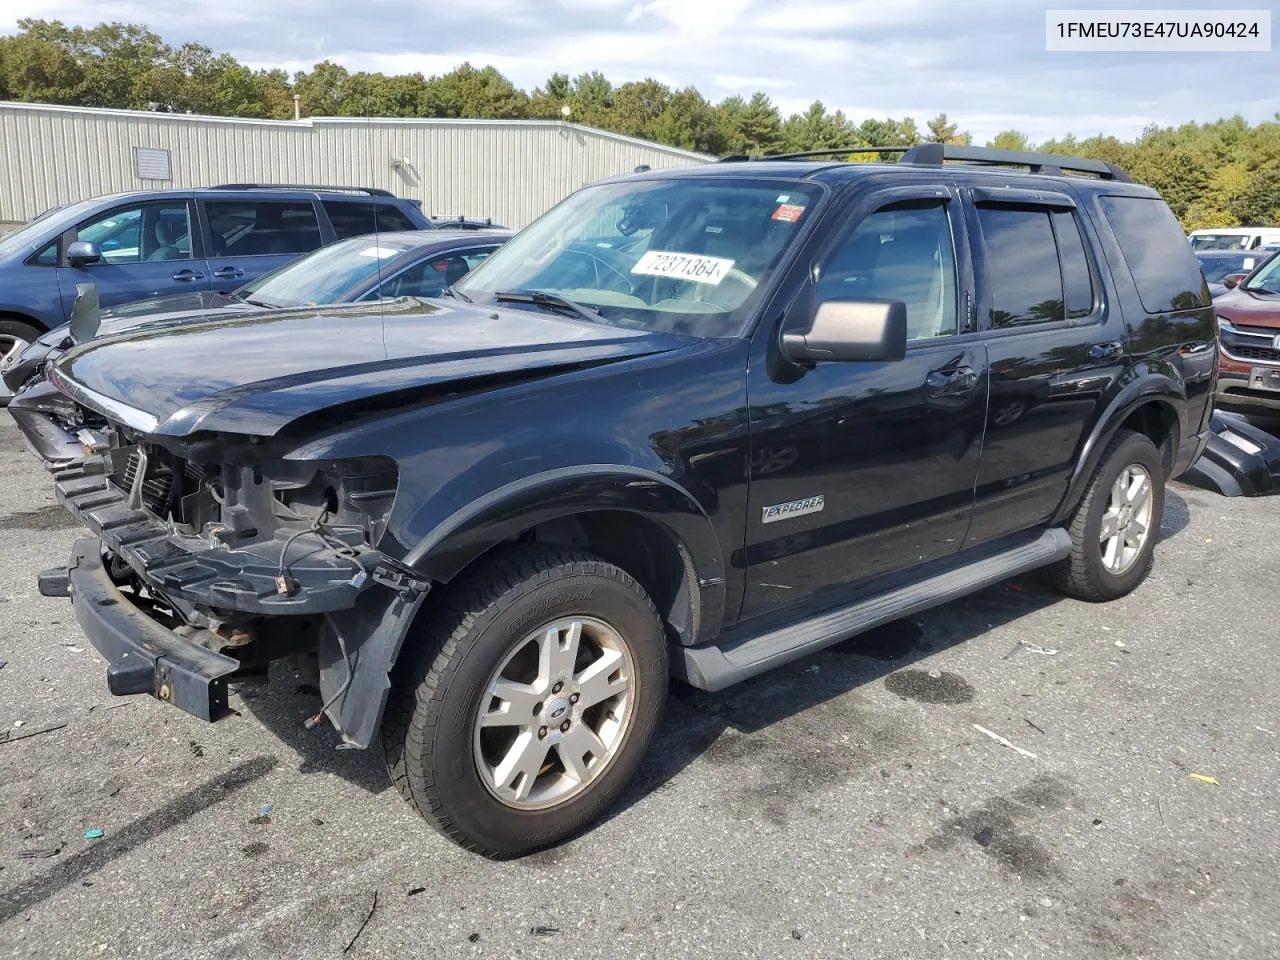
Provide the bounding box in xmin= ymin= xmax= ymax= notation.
xmin=612 ymin=78 xmax=670 ymax=139
xmin=420 ymin=63 xmax=529 ymax=119
xmin=988 ymin=129 xmax=1034 ymax=151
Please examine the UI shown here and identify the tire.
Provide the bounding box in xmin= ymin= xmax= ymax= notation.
xmin=1051 ymin=429 xmax=1164 ymax=602
xmin=382 ymin=543 xmax=669 ymax=857
xmin=0 ymin=318 xmax=42 ymax=405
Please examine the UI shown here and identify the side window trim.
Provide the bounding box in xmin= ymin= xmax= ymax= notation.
xmin=1047 ymin=207 xmax=1101 ymax=323
xmin=810 ymin=183 xmax=968 ymax=343
xmin=964 ymin=190 xmax=1106 ymax=336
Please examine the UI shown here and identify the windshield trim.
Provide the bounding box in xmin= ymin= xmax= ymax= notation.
xmin=456 ymin=174 xmax=832 ymax=340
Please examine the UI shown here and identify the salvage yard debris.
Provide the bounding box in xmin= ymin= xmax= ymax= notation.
xmin=972 ymin=724 xmax=1038 ymax=759
xmin=0 ymin=721 xmax=67 ymax=745
xmin=1189 ymin=773 xmax=1221 ymax=786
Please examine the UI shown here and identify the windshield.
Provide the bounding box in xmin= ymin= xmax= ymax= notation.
xmin=240 ymin=235 xmax=416 ymax=306
xmin=1244 ymin=252 xmax=1280 ymax=293
xmin=1197 ymin=252 xmax=1264 ymax=282
xmin=0 ymin=197 xmax=105 ymax=258
xmin=455 ymin=177 xmax=824 ymax=337
xmin=1190 ymin=233 xmax=1251 ymax=251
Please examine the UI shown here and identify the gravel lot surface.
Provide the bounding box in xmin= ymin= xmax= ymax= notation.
xmin=1 ymin=415 xmax=1277 ymax=960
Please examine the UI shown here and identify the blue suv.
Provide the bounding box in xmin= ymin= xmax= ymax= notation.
xmin=0 ymin=184 xmax=434 ymax=394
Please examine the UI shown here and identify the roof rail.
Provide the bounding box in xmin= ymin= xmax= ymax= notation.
xmin=718 ymin=146 xmax=907 ymax=163
xmin=208 ymin=183 xmax=397 ymax=197
xmin=719 ymin=144 xmax=1131 ymax=182
xmin=900 ymin=144 xmax=1131 ymax=182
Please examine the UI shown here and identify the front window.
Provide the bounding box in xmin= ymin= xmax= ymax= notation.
xmin=455 ymin=178 xmax=825 ymax=337
xmin=1190 ymin=233 xmax=1250 ymax=251
xmin=76 ymin=203 xmax=193 ymax=264
xmin=239 ymin=236 xmax=416 ymax=306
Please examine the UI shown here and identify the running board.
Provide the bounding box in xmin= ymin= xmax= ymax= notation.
xmin=673 ymin=528 xmax=1071 ymax=691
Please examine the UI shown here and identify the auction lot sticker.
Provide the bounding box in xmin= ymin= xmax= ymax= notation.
xmin=631 ymin=250 xmax=735 ymax=285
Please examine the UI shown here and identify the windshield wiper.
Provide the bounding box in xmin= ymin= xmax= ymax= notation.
xmin=494 ymin=290 xmax=600 ymax=324
xmin=441 ymin=285 xmax=473 ymax=303
xmin=1243 ymin=283 xmax=1280 ymax=295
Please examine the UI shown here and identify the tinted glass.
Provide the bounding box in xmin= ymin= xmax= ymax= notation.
xmin=241 ymin=235 xmax=415 ymax=306
xmin=205 ymin=201 xmax=323 ymax=257
xmin=376 ymin=246 xmax=502 ymax=299
xmin=1052 ymin=209 xmax=1093 ymax=319
xmin=31 ymin=240 xmax=58 ymax=266
xmin=456 ymin=178 xmax=824 ymax=337
xmin=976 ymin=206 xmax=1063 ymax=327
xmin=817 ymin=200 xmax=958 ymax=339
xmin=76 ymin=204 xmax=192 ymax=264
xmin=1242 ymin=252 xmax=1280 ymax=294
xmin=1100 ymin=196 xmax=1209 ymax=312
xmin=1196 ymin=252 xmax=1264 ymax=283
xmin=324 ymin=201 xmax=418 ymax=240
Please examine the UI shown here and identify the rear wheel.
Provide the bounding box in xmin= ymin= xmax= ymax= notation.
xmin=382 ymin=544 xmax=668 ymax=857
xmin=1052 ymin=430 xmax=1164 ymax=602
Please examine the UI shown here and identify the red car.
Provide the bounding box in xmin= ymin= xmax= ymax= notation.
xmin=1214 ymin=251 xmax=1280 ymax=413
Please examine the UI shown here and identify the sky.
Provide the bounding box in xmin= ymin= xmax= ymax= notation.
xmin=4 ymin=0 xmax=1278 ymax=144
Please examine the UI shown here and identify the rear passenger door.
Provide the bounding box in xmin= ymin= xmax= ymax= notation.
xmin=962 ymin=184 xmax=1127 ymax=546
xmin=198 ymin=198 xmax=327 ymax=290
xmin=58 ymin=198 xmax=209 ymax=313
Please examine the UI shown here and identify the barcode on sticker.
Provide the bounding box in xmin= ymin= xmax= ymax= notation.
xmin=630 ymin=250 xmax=735 ymax=285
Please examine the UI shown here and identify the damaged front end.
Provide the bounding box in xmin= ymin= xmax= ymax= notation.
xmin=39 ymin=418 xmax=429 ymax=746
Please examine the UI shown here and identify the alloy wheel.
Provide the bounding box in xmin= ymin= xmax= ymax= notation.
xmin=1099 ymin=463 xmax=1154 ymax=574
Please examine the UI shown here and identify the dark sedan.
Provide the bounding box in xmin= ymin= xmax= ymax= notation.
xmin=1 ymin=229 xmax=510 ymax=399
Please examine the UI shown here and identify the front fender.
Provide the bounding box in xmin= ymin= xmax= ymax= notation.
xmin=1051 ymin=369 xmax=1185 ymax=526
xmin=403 ymin=464 xmax=728 ymax=645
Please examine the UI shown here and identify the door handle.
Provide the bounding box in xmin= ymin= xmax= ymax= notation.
xmin=926 ymin=364 xmax=979 ymax=396
xmin=211 ymin=267 xmax=245 ymax=280
xmin=172 ymin=269 xmax=205 ymax=282
xmin=1090 ymin=341 xmax=1124 ymax=361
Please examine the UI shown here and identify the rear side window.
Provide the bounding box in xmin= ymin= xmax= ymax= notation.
xmin=1099 ymin=196 xmax=1208 ymax=313
xmin=204 ymin=201 xmax=323 ymax=257
xmin=1052 ymin=210 xmax=1093 ymax=319
xmin=976 ymin=207 xmax=1062 ymax=327
xmin=373 ymin=246 xmax=501 ymax=300
xmin=977 ymin=205 xmax=1097 ymax=328
xmin=324 ymin=201 xmax=418 ymax=240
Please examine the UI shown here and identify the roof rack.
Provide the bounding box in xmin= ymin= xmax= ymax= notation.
xmin=720 ymin=144 xmax=1131 ymax=182
xmin=209 ymin=183 xmax=396 ymax=197
xmin=900 ymin=144 xmax=1131 ymax=182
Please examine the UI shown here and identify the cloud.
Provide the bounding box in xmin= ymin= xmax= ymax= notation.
xmin=3 ymin=0 xmax=1277 ymax=144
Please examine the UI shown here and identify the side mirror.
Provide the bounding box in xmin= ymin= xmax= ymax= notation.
xmin=67 ymin=241 xmax=102 ymax=268
xmin=780 ymin=298 xmax=908 ymax=364
xmin=1223 ymin=272 xmax=1247 ymax=290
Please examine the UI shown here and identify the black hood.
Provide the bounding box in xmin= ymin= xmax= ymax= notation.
xmin=51 ymin=298 xmax=690 ymax=438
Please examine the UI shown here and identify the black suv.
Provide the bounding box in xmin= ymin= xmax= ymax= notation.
xmin=21 ymin=145 xmax=1217 ymax=857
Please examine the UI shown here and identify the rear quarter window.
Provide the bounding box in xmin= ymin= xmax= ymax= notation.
xmin=1099 ymin=196 xmax=1208 ymax=313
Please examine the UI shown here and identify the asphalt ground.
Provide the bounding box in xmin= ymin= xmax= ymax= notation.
xmin=1 ymin=415 xmax=1278 ymax=960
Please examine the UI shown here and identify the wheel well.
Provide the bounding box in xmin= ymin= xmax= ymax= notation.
xmin=1119 ymin=401 xmax=1178 ymax=474
xmin=0 ymin=310 xmax=48 ymax=334
xmin=463 ymin=511 xmax=699 ymax=646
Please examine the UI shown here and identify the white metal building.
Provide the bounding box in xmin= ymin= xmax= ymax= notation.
xmin=0 ymin=101 xmax=710 ymax=230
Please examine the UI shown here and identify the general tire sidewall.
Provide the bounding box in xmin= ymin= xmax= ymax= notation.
xmin=427 ymin=569 xmax=667 ymax=855
xmin=1080 ymin=434 xmax=1165 ymax=597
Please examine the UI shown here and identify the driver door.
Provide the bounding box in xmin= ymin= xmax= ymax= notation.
xmin=740 ymin=184 xmax=989 ymax=622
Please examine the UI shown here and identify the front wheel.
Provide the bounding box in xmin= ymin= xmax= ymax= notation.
xmin=382 ymin=545 xmax=668 ymax=857
xmin=1052 ymin=429 xmax=1165 ymax=602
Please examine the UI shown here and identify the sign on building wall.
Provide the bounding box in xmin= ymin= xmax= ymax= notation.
xmin=134 ymin=147 xmax=172 ymax=181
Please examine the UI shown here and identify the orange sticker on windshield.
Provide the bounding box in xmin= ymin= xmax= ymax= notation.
xmin=772 ymin=203 xmax=806 ymax=223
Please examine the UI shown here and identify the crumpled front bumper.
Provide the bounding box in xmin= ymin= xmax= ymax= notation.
xmin=40 ymin=538 xmax=241 ymax=720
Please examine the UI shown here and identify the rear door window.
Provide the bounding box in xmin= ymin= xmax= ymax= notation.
xmin=323 ymin=201 xmax=419 ymax=240
xmin=204 ymin=200 xmax=323 ymax=257
xmin=1099 ymin=196 xmax=1209 ymax=312
xmin=975 ymin=207 xmax=1064 ymax=327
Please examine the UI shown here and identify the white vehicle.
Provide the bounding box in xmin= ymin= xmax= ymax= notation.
xmin=1188 ymin=227 xmax=1280 ymax=251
